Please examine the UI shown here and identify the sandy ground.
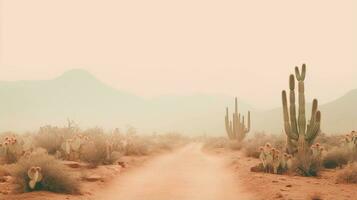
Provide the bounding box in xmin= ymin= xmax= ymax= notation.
xmin=1 ymin=156 xmax=151 ymax=200
xmin=1 ymin=144 xmax=254 ymax=200
xmin=6 ymin=144 xmax=355 ymax=200
xmin=211 ymin=148 xmax=357 ymax=200
xmin=95 ymin=143 xmax=253 ymax=200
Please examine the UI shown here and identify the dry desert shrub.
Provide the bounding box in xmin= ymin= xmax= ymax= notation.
xmin=315 ymin=133 xmax=341 ymax=150
xmin=9 ymin=150 xmax=80 ymax=194
xmin=336 ymin=163 xmax=357 ymax=184
xmin=322 ymin=147 xmax=350 ymax=169
xmin=35 ymin=125 xmax=73 ymax=154
xmin=124 ymin=137 xmax=150 ymax=156
xmin=243 ymin=132 xmax=284 ymax=158
xmin=290 ymin=150 xmax=322 ymax=177
xmin=80 ymin=133 xmax=121 ymax=167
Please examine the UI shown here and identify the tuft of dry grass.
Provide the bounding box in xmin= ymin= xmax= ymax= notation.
xmin=9 ymin=150 xmax=80 ymax=194
xmin=336 ymin=163 xmax=357 ymax=184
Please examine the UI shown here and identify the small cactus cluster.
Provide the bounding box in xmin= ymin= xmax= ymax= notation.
xmin=282 ymin=64 xmax=322 ymax=155
xmin=311 ymin=143 xmax=324 ymax=159
xmin=225 ymin=97 xmax=251 ymax=142
xmin=341 ymin=131 xmax=357 ymax=151
xmin=27 ymin=166 xmax=43 ymax=190
xmin=258 ymin=142 xmax=324 ymax=174
xmin=0 ymin=136 xmax=27 ymax=163
xmin=258 ymin=143 xmax=293 ymax=174
xmin=60 ymin=134 xmax=90 ymax=161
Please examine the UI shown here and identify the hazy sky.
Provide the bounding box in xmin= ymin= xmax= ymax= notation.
xmin=0 ymin=0 xmax=356 ymax=109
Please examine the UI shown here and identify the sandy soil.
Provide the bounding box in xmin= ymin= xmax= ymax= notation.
xmin=1 ymin=144 xmax=254 ymax=200
xmin=5 ymin=144 xmax=354 ymax=200
xmin=0 ymin=156 xmax=151 ymax=200
xmin=95 ymin=143 xmax=254 ymax=200
xmin=211 ymin=148 xmax=357 ymax=200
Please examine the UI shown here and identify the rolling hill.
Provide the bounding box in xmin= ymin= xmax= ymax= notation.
xmin=0 ymin=69 xmax=355 ymax=135
xmin=0 ymin=69 xmax=252 ymax=135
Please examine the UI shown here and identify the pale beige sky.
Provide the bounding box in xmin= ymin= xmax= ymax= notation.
xmin=0 ymin=0 xmax=356 ymax=109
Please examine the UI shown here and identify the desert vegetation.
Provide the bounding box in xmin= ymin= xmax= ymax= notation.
xmin=1 ymin=64 xmax=357 ymax=200
xmin=199 ymin=64 xmax=357 ymax=200
xmin=245 ymin=65 xmax=357 ymax=181
xmin=0 ymin=123 xmax=188 ymax=195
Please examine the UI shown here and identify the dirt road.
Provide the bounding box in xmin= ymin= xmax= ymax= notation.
xmin=95 ymin=143 xmax=253 ymax=200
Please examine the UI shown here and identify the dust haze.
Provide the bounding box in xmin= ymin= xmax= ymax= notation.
xmin=1 ymin=1 xmax=357 ymax=200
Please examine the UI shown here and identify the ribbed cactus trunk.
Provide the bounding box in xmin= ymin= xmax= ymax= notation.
xmin=225 ymin=97 xmax=250 ymax=142
xmin=282 ymin=64 xmax=321 ymax=156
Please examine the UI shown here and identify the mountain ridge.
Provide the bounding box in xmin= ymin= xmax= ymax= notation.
xmin=0 ymin=69 xmax=356 ymax=135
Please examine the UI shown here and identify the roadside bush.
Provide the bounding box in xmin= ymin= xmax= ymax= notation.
xmin=322 ymin=147 xmax=349 ymax=169
xmin=124 ymin=137 xmax=150 ymax=156
xmin=80 ymin=133 xmax=121 ymax=167
xmin=10 ymin=150 xmax=79 ymax=194
xmin=336 ymin=163 xmax=357 ymax=184
xmin=35 ymin=126 xmax=68 ymax=154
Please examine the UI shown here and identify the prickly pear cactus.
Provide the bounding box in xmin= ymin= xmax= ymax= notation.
xmin=0 ymin=136 xmax=24 ymax=163
xmin=342 ymin=131 xmax=357 ymax=149
xmin=311 ymin=143 xmax=324 ymax=159
xmin=258 ymin=143 xmax=293 ymax=174
xmin=27 ymin=166 xmax=43 ymax=190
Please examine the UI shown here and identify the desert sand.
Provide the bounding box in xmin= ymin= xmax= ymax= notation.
xmin=95 ymin=143 xmax=253 ymax=200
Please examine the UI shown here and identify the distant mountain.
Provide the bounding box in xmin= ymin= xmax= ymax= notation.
xmin=0 ymin=69 xmax=355 ymax=135
xmin=319 ymin=89 xmax=357 ymax=133
xmin=253 ymin=90 xmax=357 ymax=134
xmin=0 ymin=69 xmax=252 ymax=135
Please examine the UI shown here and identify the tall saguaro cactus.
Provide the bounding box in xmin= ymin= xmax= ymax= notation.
xmin=282 ymin=64 xmax=322 ymax=155
xmin=225 ymin=97 xmax=250 ymax=142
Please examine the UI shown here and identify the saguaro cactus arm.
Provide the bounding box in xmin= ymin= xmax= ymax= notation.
xmin=289 ymin=75 xmax=299 ymax=137
xmin=281 ymin=64 xmax=322 ymax=154
xmin=225 ymin=108 xmax=235 ymax=139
